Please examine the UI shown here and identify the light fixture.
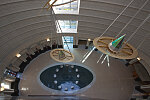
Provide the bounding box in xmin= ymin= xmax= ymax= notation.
xmin=0 ymin=87 xmax=4 ymax=91
xmin=58 ymin=85 xmax=62 ymax=89
xmin=54 ymin=80 xmax=57 ymax=84
xmin=77 ymin=74 xmax=80 ymax=78
xmin=71 ymin=86 xmax=74 ymax=89
xmin=71 ymin=65 xmax=74 ymax=68
xmin=75 ymin=69 xmax=78 ymax=72
xmin=16 ymin=53 xmax=21 ymax=58
xmin=1 ymin=83 xmax=10 ymax=89
xmin=47 ymin=38 xmax=50 ymax=42
xmin=53 ymin=74 xmax=57 ymax=78
xmin=56 ymin=68 xmax=59 ymax=72
xmin=75 ymin=81 xmax=79 ymax=84
xmin=66 ymin=64 xmax=69 ymax=66
xmin=1 ymin=83 xmax=4 ymax=87
xmin=60 ymin=65 xmax=63 ymax=68
xmin=137 ymin=57 xmax=141 ymax=61
xmin=65 ymin=88 xmax=68 ymax=91
xmin=88 ymin=39 xmax=91 ymax=41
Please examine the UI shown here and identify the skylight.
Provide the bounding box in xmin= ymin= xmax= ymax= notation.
xmin=50 ymin=0 xmax=80 ymax=14
xmin=57 ymin=20 xmax=78 ymax=33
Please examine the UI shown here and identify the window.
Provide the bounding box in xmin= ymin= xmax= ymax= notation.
xmin=63 ymin=36 xmax=73 ymax=43
xmin=57 ymin=20 xmax=78 ymax=33
xmin=62 ymin=36 xmax=73 ymax=48
xmin=50 ymin=0 xmax=80 ymax=14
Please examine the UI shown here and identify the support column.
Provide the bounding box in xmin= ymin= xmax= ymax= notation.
xmin=58 ymin=34 xmax=63 ymax=48
xmin=85 ymin=40 xmax=89 ymax=49
xmin=73 ymin=33 xmax=78 ymax=48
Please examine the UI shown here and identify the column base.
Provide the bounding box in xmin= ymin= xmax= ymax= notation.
xmin=73 ymin=45 xmax=78 ymax=48
xmin=58 ymin=45 xmax=63 ymax=48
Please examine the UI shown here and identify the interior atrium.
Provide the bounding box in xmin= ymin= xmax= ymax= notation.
xmin=0 ymin=0 xmax=150 ymax=100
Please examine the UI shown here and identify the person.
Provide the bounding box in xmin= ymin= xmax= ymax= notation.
xmin=53 ymin=41 xmax=57 ymax=49
xmin=26 ymin=53 xmax=32 ymax=62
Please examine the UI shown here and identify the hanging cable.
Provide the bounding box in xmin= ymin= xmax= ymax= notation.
xmin=116 ymin=0 xmax=149 ymax=38
xmin=136 ymin=34 xmax=148 ymax=50
xmin=100 ymin=0 xmax=135 ymax=38
xmin=126 ymin=14 xmax=150 ymax=43
xmin=81 ymin=0 xmax=135 ymax=63
xmin=118 ymin=14 xmax=150 ymax=52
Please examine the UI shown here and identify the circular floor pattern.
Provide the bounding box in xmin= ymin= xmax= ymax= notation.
xmin=40 ymin=64 xmax=94 ymax=94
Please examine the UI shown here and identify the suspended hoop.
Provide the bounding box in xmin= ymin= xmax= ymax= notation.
xmin=93 ymin=37 xmax=138 ymax=59
xmin=50 ymin=49 xmax=74 ymax=62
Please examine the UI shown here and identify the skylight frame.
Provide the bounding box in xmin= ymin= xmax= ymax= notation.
xmin=50 ymin=0 xmax=80 ymax=14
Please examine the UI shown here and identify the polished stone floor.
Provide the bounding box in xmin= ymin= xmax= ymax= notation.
xmin=0 ymin=96 xmax=106 ymax=100
xmin=19 ymin=47 xmax=134 ymax=100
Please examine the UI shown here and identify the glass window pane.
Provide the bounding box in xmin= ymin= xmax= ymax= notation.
xmin=50 ymin=0 xmax=80 ymax=14
xmin=63 ymin=36 xmax=73 ymax=43
xmin=57 ymin=20 xmax=78 ymax=33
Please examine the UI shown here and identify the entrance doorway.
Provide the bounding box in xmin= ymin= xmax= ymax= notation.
xmin=62 ymin=36 xmax=73 ymax=49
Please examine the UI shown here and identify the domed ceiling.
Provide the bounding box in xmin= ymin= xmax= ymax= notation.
xmin=0 ymin=0 xmax=150 ymax=78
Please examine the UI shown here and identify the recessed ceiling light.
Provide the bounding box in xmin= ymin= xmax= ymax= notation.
xmin=88 ymin=39 xmax=91 ymax=41
xmin=54 ymin=80 xmax=57 ymax=84
xmin=137 ymin=57 xmax=141 ymax=61
xmin=65 ymin=88 xmax=68 ymax=91
xmin=75 ymin=69 xmax=78 ymax=72
xmin=53 ymin=74 xmax=57 ymax=78
xmin=71 ymin=65 xmax=74 ymax=68
xmin=75 ymin=81 xmax=79 ymax=84
xmin=16 ymin=53 xmax=21 ymax=58
xmin=56 ymin=68 xmax=59 ymax=72
xmin=71 ymin=86 xmax=74 ymax=89
xmin=0 ymin=87 xmax=4 ymax=91
xmin=47 ymin=38 xmax=50 ymax=42
xmin=58 ymin=85 xmax=61 ymax=89
xmin=1 ymin=83 xmax=4 ymax=87
xmin=60 ymin=65 xmax=63 ymax=68
xmin=77 ymin=74 xmax=80 ymax=78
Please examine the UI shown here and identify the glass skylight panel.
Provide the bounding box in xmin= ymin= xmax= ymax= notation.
xmin=57 ymin=20 xmax=78 ymax=33
xmin=50 ymin=0 xmax=80 ymax=14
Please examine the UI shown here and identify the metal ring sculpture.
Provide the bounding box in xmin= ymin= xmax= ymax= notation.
xmin=93 ymin=36 xmax=138 ymax=59
xmin=50 ymin=49 xmax=74 ymax=62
